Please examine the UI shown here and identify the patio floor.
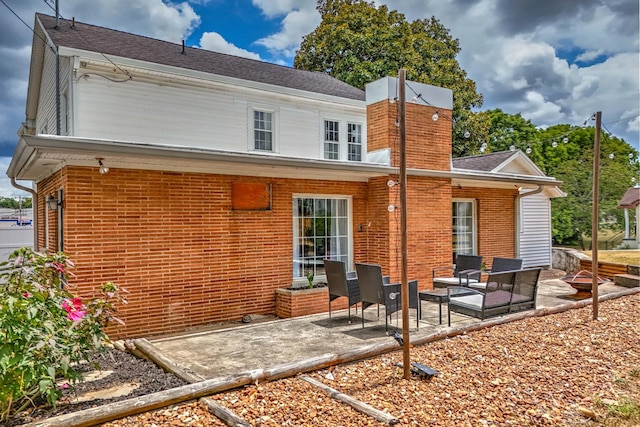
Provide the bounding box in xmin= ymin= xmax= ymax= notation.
xmin=146 ymin=274 xmax=629 ymax=380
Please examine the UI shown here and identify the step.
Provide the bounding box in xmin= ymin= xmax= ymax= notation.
xmin=614 ymin=274 xmax=640 ymax=288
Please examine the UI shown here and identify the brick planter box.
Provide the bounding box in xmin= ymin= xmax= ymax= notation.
xmin=275 ymin=287 xmax=348 ymax=318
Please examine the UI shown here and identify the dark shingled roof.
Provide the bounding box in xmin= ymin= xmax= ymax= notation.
xmin=618 ymin=186 xmax=640 ymax=209
xmin=36 ymin=14 xmax=365 ymax=101
xmin=451 ymin=151 xmax=517 ymax=171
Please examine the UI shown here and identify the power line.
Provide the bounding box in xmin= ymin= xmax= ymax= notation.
xmin=0 ymin=0 xmax=56 ymax=53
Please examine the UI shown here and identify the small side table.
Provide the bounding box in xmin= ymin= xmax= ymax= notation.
xmin=419 ymin=288 xmax=473 ymax=324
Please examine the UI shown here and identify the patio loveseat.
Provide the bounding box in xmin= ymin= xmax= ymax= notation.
xmin=447 ymin=268 xmax=542 ymax=326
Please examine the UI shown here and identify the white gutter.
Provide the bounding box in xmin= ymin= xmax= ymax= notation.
xmin=10 ymin=178 xmax=37 ymax=251
xmin=9 ymin=135 xmax=564 ymax=188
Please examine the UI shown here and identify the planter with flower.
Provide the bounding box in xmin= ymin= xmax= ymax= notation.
xmin=0 ymin=248 xmax=127 ymax=423
xmin=275 ymin=269 xmax=349 ymax=319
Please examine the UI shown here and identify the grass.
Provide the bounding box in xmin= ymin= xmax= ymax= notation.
xmin=580 ymin=250 xmax=640 ymax=266
xmin=594 ymin=369 xmax=640 ymax=426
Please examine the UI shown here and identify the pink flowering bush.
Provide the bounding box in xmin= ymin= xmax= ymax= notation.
xmin=0 ymin=248 xmax=127 ymax=422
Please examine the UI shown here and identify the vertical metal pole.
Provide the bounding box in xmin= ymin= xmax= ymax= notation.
xmin=398 ymin=69 xmax=410 ymax=380
xmin=592 ymin=111 xmax=602 ymax=320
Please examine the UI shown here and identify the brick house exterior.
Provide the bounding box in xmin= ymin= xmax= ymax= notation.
xmin=7 ymin=15 xmax=563 ymax=338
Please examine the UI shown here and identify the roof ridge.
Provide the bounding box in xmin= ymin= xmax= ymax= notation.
xmin=35 ymin=13 xmax=365 ymax=101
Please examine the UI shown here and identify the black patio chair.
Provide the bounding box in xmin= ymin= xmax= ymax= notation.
xmin=355 ymin=262 xmax=419 ymax=330
xmin=323 ymin=259 xmax=361 ymax=323
xmin=469 ymin=257 xmax=523 ymax=291
xmin=509 ymin=268 xmax=541 ymax=313
xmin=432 ymin=254 xmax=483 ymax=288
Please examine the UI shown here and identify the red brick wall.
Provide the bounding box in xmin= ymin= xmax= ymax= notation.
xmin=37 ymin=167 xmax=370 ymax=338
xmin=452 ymin=187 xmax=517 ymax=268
xmin=275 ymin=288 xmax=349 ymax=318
xmin=38 ymin=171 xmax=67 ymax=252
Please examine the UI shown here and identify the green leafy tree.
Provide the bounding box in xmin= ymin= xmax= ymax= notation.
xmin=0 ymin=197 xmax=32 ymax=209
xmin=485 ymin=112 xmax=638 ymax=246
xmin=295 ymin=0 xmax=487 ymax=155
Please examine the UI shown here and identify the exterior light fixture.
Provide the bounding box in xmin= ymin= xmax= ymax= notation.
xmin=526 ymin=147 xmax=532 ymax=154
xmin=431 ymin=111 xmax=439 ymax=121
xmin=509 ymin=145 xmax=516 ymax=151
xmin=46 ymin=194 xmax=59 ymax=211
xmin=97 ymin=158 xmax=109 ymax=174
xmin=463 ymin=130 xmax=471 ymax=139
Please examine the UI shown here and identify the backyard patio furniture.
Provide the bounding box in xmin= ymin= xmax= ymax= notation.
xmin=447 ymin=268 xmax=542 ymax=326
xmin=323 ymin=259 xmax=360 ymax=322
xmin=432 ymin=254 xmax=483 ymax=288
xmin=419 ymin=287 xmax=474 ymax=325
xmin=355 ymin=262 xmax=419 ymax=330
xmin=468 ymin=257 xmax=523 ymax=291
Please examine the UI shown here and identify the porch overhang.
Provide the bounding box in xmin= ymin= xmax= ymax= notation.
xmin=7 ymin=134 xmax=563 ymax=194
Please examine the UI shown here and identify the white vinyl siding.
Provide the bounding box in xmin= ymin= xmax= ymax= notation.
xmin=519 ymin=193 xmax=552 ymax=267
xmin=36 ymin=51 xmax=72 ymax=136
xmin=73 ymin=65 xmax=366 ymax=160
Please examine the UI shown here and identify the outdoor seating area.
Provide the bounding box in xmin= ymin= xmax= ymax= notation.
xmin=323 ymin=259 xmax=546 ymax=331
xmin=323 ymin=260 xmax=421 ymax=330
xmin=432 ymin=254 xmax=483 ymax=288
xmin=447 ymin=268 xmax=542 ymax=326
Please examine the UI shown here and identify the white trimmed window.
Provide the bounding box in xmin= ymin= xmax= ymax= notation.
xmin=253 ymin=110 xmax=273 ymax=151
xmin=347 ymin=122 xmax=362 ymax=161
xmin=324 ymin=120 xmax=339 ymax=159
xmin=452 ymin=199 xmax=477 ymax=264
xmin=293 ymin=196 xmax=350 ymax=279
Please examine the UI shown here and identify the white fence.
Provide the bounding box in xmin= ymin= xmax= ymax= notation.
xmin=0 ymin=227 xmax=34 ymax=261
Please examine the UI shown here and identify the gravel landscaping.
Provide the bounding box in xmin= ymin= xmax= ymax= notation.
xmin=9 ymin=293 xmax=639 ymax=426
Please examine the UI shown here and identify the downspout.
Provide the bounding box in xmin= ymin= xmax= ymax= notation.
xmin=514 ymin=185 xmax=544 ymax=258
xmin=11 ymin=178 xmax=38 ymax=251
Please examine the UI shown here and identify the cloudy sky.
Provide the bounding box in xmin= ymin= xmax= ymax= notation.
xmin=0 ymin=0 xmax=638 ymax=196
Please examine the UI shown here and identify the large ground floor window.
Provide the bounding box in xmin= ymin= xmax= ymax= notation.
xmin=293 ymin=196 xmax=350 ymax=279
xmin=452 ymin=199 xmax=476 ymax=264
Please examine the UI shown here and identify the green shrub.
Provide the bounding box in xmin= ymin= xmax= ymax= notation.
xmin=0 ymin=247 xmax=127 ymax=421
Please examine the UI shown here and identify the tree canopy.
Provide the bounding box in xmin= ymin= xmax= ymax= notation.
xmin=485 ymin=109 xmax=639 ymax=247
xmin=0 ymin=196 xmax=32 ymax=209
xmin=295 ymin=0 xmax=488 ymax=155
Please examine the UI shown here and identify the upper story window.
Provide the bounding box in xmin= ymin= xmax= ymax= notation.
xmin=254 ymin=110 xmax=273 ymax=151
xmin=324 ymin=120 xmax=339 ymax=160
xmin=347 ymin=123 xmax=362 ymax=161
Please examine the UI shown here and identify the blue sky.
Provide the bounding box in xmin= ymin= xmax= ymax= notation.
xmin=0 ymin=0 xmax=638 ymax=196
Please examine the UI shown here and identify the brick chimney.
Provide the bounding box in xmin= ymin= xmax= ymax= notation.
xmin=365 ymin=77 xmax=453 ymax=171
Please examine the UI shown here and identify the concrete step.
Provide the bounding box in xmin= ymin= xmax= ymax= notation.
xmin=614 ymin=274 xmax=640 ymax=288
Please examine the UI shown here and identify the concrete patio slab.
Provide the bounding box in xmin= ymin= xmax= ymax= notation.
xmin=147 ymin=276 xmax=629 ymax=380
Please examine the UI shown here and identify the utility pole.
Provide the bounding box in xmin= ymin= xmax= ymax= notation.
xmin=398 ymin=69 xmax=411 ymax=380
xmin=591 ymin=111 xmax=602 ymax=320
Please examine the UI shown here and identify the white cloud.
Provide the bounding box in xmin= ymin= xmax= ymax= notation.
xmin=518 ymin=91 xmax=564 ymax=123
xmin=198 ymin=32 xmax=262 ymax=60
xmin=0 ymin=157 xmax=32 ymax=198
xmin=60 ymin=0 xmax=200 ymax=42
xmin=255 ymin=8 xmax=320 ymax=57
xmin=575 ymin=49 xmax=605 ymax=63
xmin=251 ymin=0 xmax=316 ymax=18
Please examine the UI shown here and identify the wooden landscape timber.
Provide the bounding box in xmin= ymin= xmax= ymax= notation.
xmin=25 ymin=287 xmax=640 ymax=427
xmin=300 ymin=375 xmax=399 ymax=425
